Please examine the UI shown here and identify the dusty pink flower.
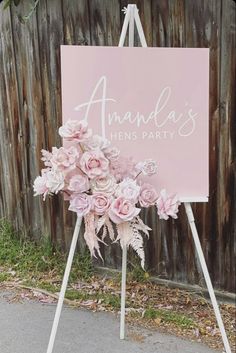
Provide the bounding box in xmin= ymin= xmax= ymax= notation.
xmin=41 ymin=149 xmax=53 ymax=167
xmin=68 ymin=174 xmax=89 ymax=193
xmin=110 ymin=156 xmax=137 ymax=181
xmin=80 ymin=149 xmax=109 ymax=179
xmin=137 ymin=159 xmax=157 ymax=176
xmin=33 ymin=172 xmax=49 ymax=200
xmin=69 ymin=193 xmax=91 ymax=217
xmin=92 ymin=193 xmax=111 ymax=215
xmin=139 ymin=183 xmax=158 ymax=207
xmin=50 ymin=146 xmax=79 ymax=172
xmin=115 ymin=178 xmax=140 ymax=203
xmin=59 ymin=119 xmax=92 ymax=142
xmin=108 ymin=197 xmax=140 ymax=224
xmin=156 ymin=189 xmax=180 ymax=220
xmin=90 ymin=175 xmax=117 ymax=195
xmin=83 ymin=134 xmax=110 ymax=151
xmin=104 ymin=146 xmax=120 ymax=161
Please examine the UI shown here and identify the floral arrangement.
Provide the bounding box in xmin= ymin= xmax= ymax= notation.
xmin=33 ymin=120 xmax=180 ymax=268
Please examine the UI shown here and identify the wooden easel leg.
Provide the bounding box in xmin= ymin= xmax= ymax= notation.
xmin=46 ymin=216 xmax=82 ymax=353
xmin=120 ymin=246 xmax=127 ymax=340
xmin=184 ymin=203 xmax=231 ymax=353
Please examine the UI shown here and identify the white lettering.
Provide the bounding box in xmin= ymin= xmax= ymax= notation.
xmin=74 ymin=77 xmax=198 ymax=138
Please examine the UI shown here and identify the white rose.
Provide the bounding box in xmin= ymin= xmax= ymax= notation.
xmin=104 ymin=146 xmax=120 ymax=161
xmin=90 ymin=175 xmax=117 ymax=195
xmin=83 ymin=134 xmax=110 ymax=151
xmin=115 ymin=178 xmax=141 ymax=203
xmin=141 ymin=159 xmax=158 ymax=176
xmin=45 ymin=170 xmax=65 ymax=194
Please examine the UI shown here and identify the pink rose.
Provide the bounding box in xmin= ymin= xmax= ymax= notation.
xmin=69 ymin=193 xmax=91 ymax=217
xmin=51 ymin=146 xmax=79 ymax=171
xmin=68 ymin=174 xmax=89 ymax=193
xmin=115 ymin=178 xmax=140 ymax=203
xmin=92 ymin=193 xmax=111 ymax=215
xmin=137 ymin=159 xmax=157 ymax=176
xmin=59 ymin=119 xmax=92 ymax=142
xmin=139 ymin=183 xmax=158 ymax=207
xmin=80 ymin=149 xmax=109 ymax=179
xmin=108 ymin=197 xmax=140 ymax=224
xmin=156 ymin=189 xmax=181 ymax=220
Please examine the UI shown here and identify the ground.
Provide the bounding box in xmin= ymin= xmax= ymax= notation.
xmin=0 ymin=271 xmax=235 ymax=353
xmin=0 ymin=289 xmax=223 ymax=353
xmin=0 ymin=220 xmax=235 ymax=352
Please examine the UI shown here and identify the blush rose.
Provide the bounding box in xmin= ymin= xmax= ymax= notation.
xmin=59 ymin=119 xmax=92 ymax=142
xmin=139 ymin=183 xmax=158 ymax=207
xmin=156 ymin=189 xmax=180 ymax=220
xmin=80 ymin=149 xmax=109 ymax=179
xmin=108 ymin=197 xmax=140 ymax=224
xmin=50 ymin=146 xmax=79 ymax=171
xmin=69 ymin=193 xmax=91 ymax=217
xmin=91 ymin=193 xmax=111 ymax=215
xmin=68 ymin=174 xmax=89 ymax=193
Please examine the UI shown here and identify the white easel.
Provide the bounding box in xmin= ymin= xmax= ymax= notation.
xmin=46 ymin=5 xmax=232 ymax=353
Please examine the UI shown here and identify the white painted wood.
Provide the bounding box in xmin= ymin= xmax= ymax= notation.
xmin=180 ymin=197 xmax=208 ymax=203
xmin=46 ymin=217 xmax=82 ymax=353
xmin=119 ymin=4 xmax=146 ymax=341
xmin=118 ymin=6 xmax=131 ymax=47
xmin=120 ymin=245 xmax=127 ymax=340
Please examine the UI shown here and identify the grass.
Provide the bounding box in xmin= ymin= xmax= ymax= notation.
xmin=64 ymin=290 xmax=121 ymax=309
xmin=0 ymin=218 xmax=93 ymax=283
xmin=144 ymin=307 xmax=195 ymax=329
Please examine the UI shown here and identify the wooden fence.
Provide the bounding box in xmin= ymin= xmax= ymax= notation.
xmin=0 ymin=0 xmax=235 ymax=292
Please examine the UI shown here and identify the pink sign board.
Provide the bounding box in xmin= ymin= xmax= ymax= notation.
xmin=61 ymin=46 xmax=209 ymax=202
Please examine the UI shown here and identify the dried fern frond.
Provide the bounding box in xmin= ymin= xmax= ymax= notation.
xmin=84 ymin=213 xmax=103 ymax=261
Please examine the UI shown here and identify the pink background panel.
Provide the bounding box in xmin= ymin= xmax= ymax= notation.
xmin=61 ymin=46 xmax=209 ymax=201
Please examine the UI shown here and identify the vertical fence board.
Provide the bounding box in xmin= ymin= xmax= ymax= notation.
xmin=218 ymin=0 xmax=236 ymax=290
xmin=62 ymin=0 xmax=91 ymax=45
xmin=9 ymin=1 xmax=48 ymax=238
xmin=89 ymin=0 xmax=120 ymax=46
xmin=184 ymin=0 xmax=222 ymax=286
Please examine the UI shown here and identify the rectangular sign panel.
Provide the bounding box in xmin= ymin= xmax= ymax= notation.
xmin=61 ymin=46 xmax=209 ymax=201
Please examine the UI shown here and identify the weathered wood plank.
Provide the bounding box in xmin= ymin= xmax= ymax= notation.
xmin=33 ymin=0 xmax=66 ymax=247
xmin=89 ymin=0 xmax=120 ymax=46
xmin=0 ymin=5 xmax=28 ymax=231
xmin=10 ymin=1 xmax=48 ymax=238
xmin=184 ymin=0 xmax=222 ymax=286
xmin=62 ymin=0 xmax=91 ymax=45
xmin=218 ymin=0 xmax=236 ymax=291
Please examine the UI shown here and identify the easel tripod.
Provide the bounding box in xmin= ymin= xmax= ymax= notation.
xmin=46 ymin=5 xmax=232 ymax=353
